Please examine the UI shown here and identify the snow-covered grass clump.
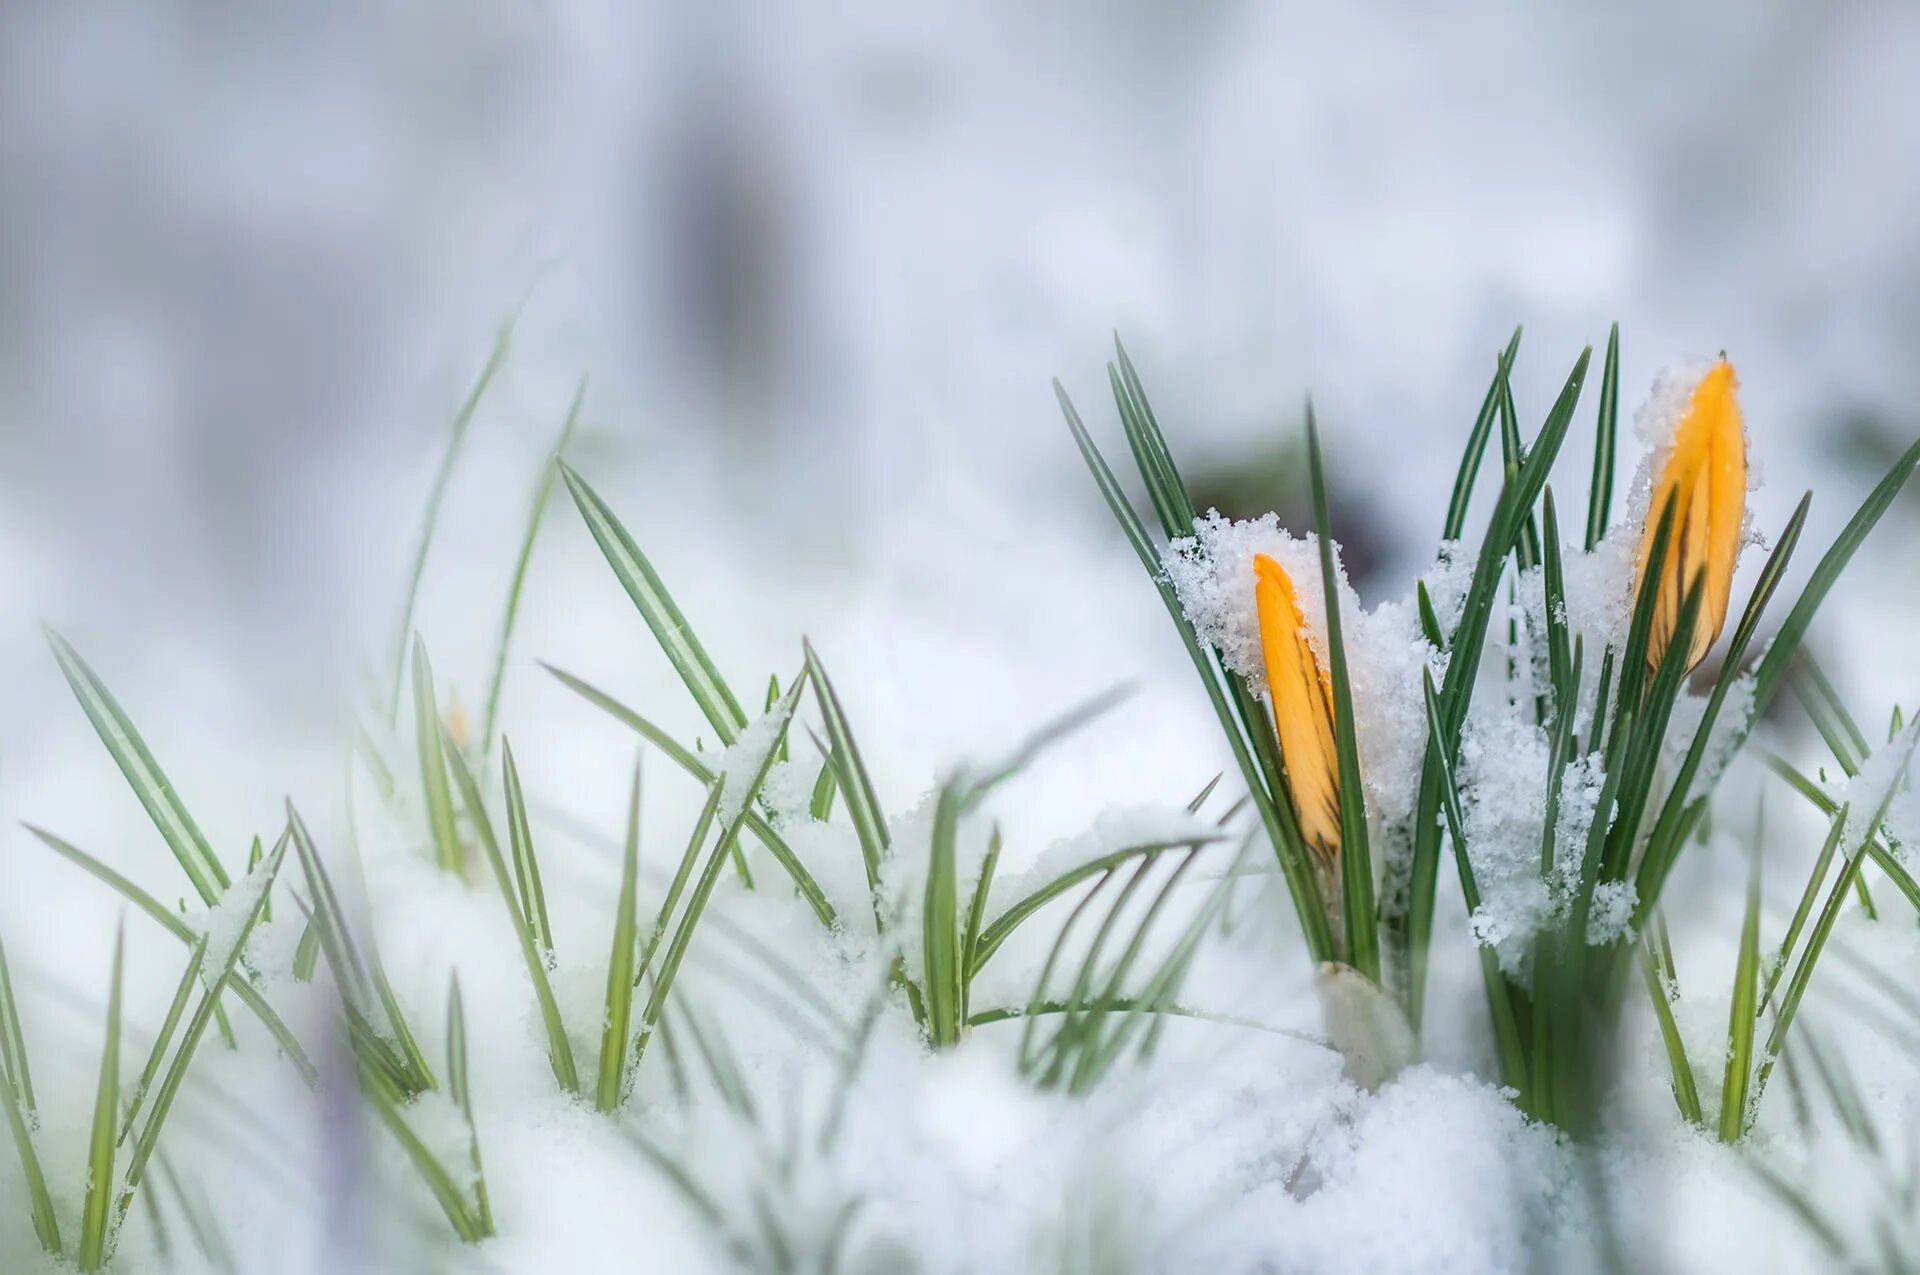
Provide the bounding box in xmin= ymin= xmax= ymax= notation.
xmin=8 ymin=329 xmax=1920 ymax=1274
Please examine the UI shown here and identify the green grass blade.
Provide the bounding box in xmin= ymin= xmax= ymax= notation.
xmin=120 ymin=934 xmax=209 ymax=1145
xmin=967 ymin=685 xmax=1133 ymax=795
xmin=1018 ymin=870 xmax=1118 ymax=1073
xmin=541 ymin=664 xmax=835 ymax=927
xmin=1751 ymin=836 xmax=1861 ymax=1129
xmin=968 ymin=833 xmax=1223 ymax=977
xmin=1748 ymin=437 xmax=1920 ymax=720
xmin=445 ymin=976 xmax=493 ymax=1236
xmin=1760 ymin=813 xmax=1846 ymax=1010
xmin=1765 ymin=754 xmax=1920 ymax=914
xmin=1497 ymin=370 xmax=1542 ymax=571
xmin=1792 ymin=657 xmax=1870 ymax=774
xmin=634 ymin=677 xmax=804 ymax=1067
xmin=47 ymin=631 xmax=230 ymax=904
xmin=1077 ymin=841 xmax=1251 ymax=1088
xmin=25 ymin=825 xmax=316 ymax=1086
xmin=411 ymin=638 xmax=465 ymax=875
xmin=353 ymin=722 xmax=398 ymax=804
xmin=1639 ymin=935 xmax=1704 ymax=1127
xmin=1306 ymin=407 xmax=1377 ymax=979
xmin=501 ymin=740 xmax=555 ymax=954
xmin=482 ymin=375 xmax=585 ymax=756
xmin=802 ymin=639 xmax=891 ymax=895
xmin=807 ymin=754 xmax=839 ymax=822
xmin=558 ymin=461 xmax=749 ymax=745
xmin=1037 ymin=854 xmax=1169 ymax=1088
xmin=598 ymin=756 xmax=644 ymax=1112
xmin=1541 ymin=490 xmax=1573 ymax=697
xmin=1751 ymin=738 xmax=1918 ymax=1129
xmin=245 ymin=836 xmax=269 ymax=923
xmin=923 ymin=783 xmax=966 ymax=1048
xmin=284 ymin=806 xmax=373 ymax=1007
xmin=360 ymin=1083 xmax=483 ymax=1242
xmin=78 ymin=922 xmax=125 ymax=1271
xmin=640 ymin=783 xmax=725 ymax=979
xmin=1111 ymin=334 xmax=1198 ymax=536
xmin=961 ymin=826 xmax=1002 ymax=999
xmin=1407 ymin=345 xmax=1591 ymax=1028
xmin=0 ymin=977 xmax=60 ymax=1253
xmin=1442 ymin=328 xmax=1522 ymax=542
xmin=119 ymin=836 xmax=287 ymax=1220
xmin=287 ymin=805 xmax=434 ymax=1093
xmin=1599 ymin=576 xmax=1705 ymax=886
xmin=387 ymin=321 xmax=510 ymax=723
xmin=1109 ymin=367 xmax=1185 ymax=539
xmin=0 ymin=932 xmax=38 ymax=1114
xmin=442 ymin=736 xmax=579 ymax=1095
xmin=1415 ymin=581 xmax=1446 ymax=651
xmin=1585 ymin=323 xmax=1620 ymax=551
xmin=1720 ymin=838 xmax=1763 ymax=1141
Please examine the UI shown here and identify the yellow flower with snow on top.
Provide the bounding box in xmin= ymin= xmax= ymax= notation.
xmin=1253 ymin=553 xmax=1342 ymax=875
xmin=1634 ymin=359 xmax=1747 ymax=678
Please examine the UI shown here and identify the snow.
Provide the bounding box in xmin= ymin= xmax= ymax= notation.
xmin=3 ymin=11 xmax=1918 ymax=1255
xmin=713 ymin=689 xmax=801 ymax=827
xmin=185 ymin=844 xmax=278 ymax=989
xmin=1839 ymin=717 xmax=1920 ymax=857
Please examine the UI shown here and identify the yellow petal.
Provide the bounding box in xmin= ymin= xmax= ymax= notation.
xmin=1254 ymin=553 xmax=1342 ymax=862
xmin=1634 ymin=360 xmax=1746 ymax=676
xmin=445 ymin=693 xmax=471 ymax=752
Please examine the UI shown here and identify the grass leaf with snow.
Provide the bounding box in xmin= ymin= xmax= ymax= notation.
xmin=803 ymin=639 xmax=890 ymax=902
xmin=542 ymin=663 xmax=835 ymax=926
xmin=26 ymin=825 xmax=314 ymax=1084
xmin=442 ymin=733 xmax=580 ymax=1094
xmin=0 ymin=930 xmax=60 ymax=1254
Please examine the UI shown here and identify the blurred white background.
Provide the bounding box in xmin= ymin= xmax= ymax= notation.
xmin=4 ymin=0 xmax=1920 ymax=851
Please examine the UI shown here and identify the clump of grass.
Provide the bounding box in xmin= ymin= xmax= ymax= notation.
xmin=11 ymin=323 xmax=1920 ymax=1273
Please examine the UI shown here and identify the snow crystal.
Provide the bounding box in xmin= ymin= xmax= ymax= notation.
xmin=714 ymin=692 xmax=799 ymax=826
xmin=1456 ymin=694 xmax=1625 ymax=975
xmin=190 ymin=846 xmax=278 ymax=988
xmin=1662 ymin=676 xmax=1755 ymax=790
xmin=1584 ymin=880 xmax=1638 ymax=947
xmin=758 ymin=757 xmax=821 ymax=827
xmin=1839 ymin=716 xmax=1920 ymax=856
xmin=404 ymin=1090 xmax=479 ymax=1193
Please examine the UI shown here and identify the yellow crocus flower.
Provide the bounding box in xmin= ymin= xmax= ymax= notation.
xmin=1634 ymin=359 xmax=1747 ymax=677
xmin=1254 ymin=553 xmax=1342 ymax=882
